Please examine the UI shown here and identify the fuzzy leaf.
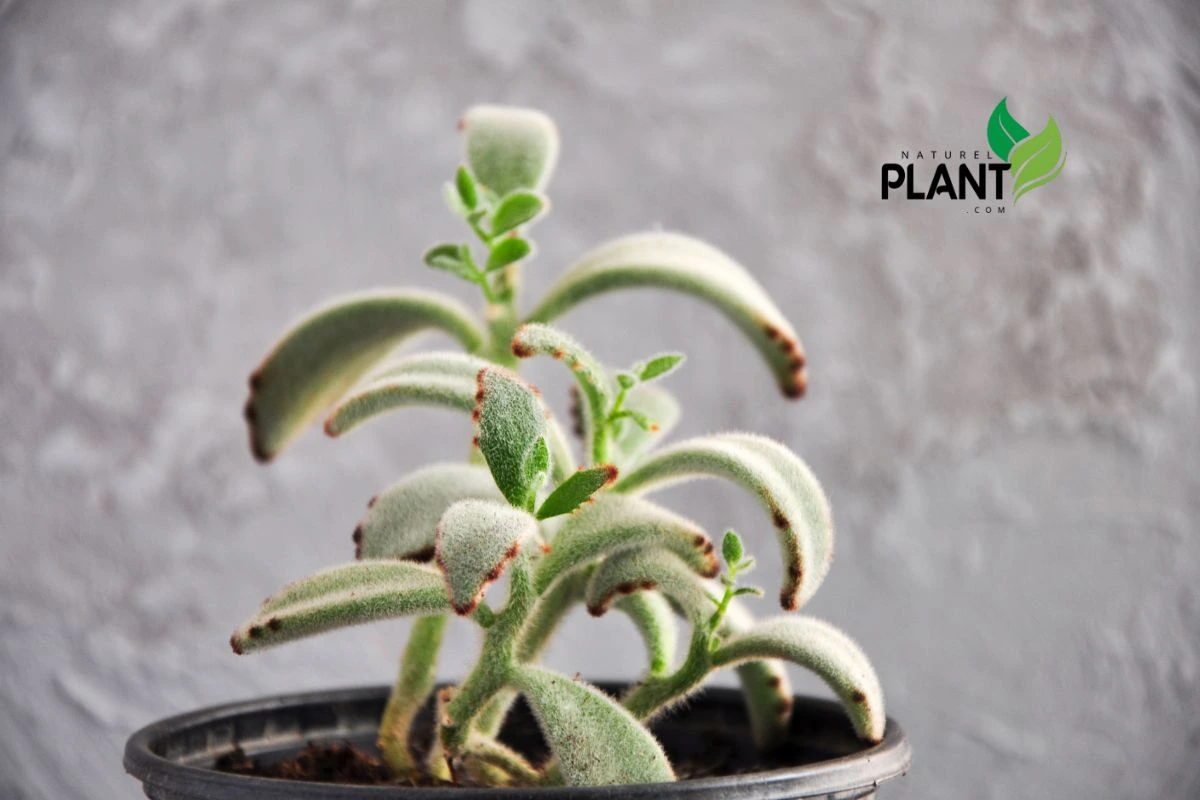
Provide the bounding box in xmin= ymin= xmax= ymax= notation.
xmin=722 ymin=530 xmax=745 ymax=567
xmin=638 ymin=353 xmax=685 ymax=382
xmin=435 ymin=499 xmax=538 ymax=615
xmin=616 ymin=372 xmax=637 ymax=390
xmin=513 ymin=667 xmax=674 ymax=785
xmin=231 ymin=561 xmax=449 ymax=653
xmin=455 ymin=165 xmax=478 ymax=210
xmin=356 ymin=464 xmax=501 ymax=560
xmin=536 ymin=465 xmax=618 ymax=520
xmin=616 ymin=433 xmax=832 ymax=611
xmin=614 ymin=592 xmax=677 ymax=676
xmin=584 ymin=547 xmax=713 ymax=622
xmin=490 ymin=191 xmax=547 ymax=236
xmin=379 ymin=615 xmax=448 ymax=775
xmin=461 ymin=105 xmax=560 ymax=198
xmin=244 ymin=291 xmax=485 ymax=461
xmin=475 ymin=366 xmax=552 ymax=509
xmin=324 ymin=373 xmax=476 ymax=437
xmin=526 ymin=232 xmax=806 ymax=398
xmin=712 ymin=616 xmax=886 ymax=743
xmin=512 ymin=323 xmax=612 ymax=462
xmin=611 ymin=384 xmax=680 ymax=470
xmin=486 ymin=237 xmax=533 ymax=271
xmin=534 ymin=494 xmax=718 ymax=593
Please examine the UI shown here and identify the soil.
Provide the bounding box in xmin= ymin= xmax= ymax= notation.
xmin=213 ymin=738 xmax=745 ymax=787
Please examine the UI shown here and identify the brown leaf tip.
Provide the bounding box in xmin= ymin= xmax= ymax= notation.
xmin=367 ymin=495 xmax=378 ymax=509
xmin=602 ymin=464 xmax=619 ymax=485
xmin=230 ymin=634 xmax=244 ymax=655
xmin=352 ymin=524 xmax=364 ymax=559
xmin=851 ymin=689 xmax=867 ymax=704
xmin=586 ymin=603 xmax=606 ymax=617
xmin=512 ymin=340 xmax=535 ymax=359
xmin=780 ymin=588 xmax=800 ymax=611
xmin=242 ymin=398 xmax=257 ymax=423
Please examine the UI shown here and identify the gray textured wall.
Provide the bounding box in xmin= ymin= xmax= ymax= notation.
xmin=3 ymin=1 xmax=1199 ymax=798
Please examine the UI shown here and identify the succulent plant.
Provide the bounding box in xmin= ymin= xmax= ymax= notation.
xmin=232 ymin=105 xmax=885 ymax=787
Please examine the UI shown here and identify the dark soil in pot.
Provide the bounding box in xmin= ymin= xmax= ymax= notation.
xmin=125 ymin=683 xmax=911 ymax=799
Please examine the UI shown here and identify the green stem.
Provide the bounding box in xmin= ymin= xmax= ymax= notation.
xmin=378 ymin=615 xmax=448 ymax=775
xmin=622 ymin=626 xmax=713 ymax=720
xmin=440 ymin=552 xmax=536 ymax=761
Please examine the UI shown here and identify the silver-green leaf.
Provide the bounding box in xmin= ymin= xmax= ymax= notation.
xmin=526 ymin=232 xmax=806 ymax=398
xmin=513 ymin=667 xmax=674 ymax=785
xmin=536 ymin=465 xmax=619 ymax=520
xmin=435 ymin=499 xmax=539 ymax=615
xmin=461 ymin=105 xmax=560 ymax=198
xmin=356 ymin=463 xmax=502 ymax=560
xmin=245 ymin=291 xmax=484 ymax=461
xmin=231 ymin=561 xmax=449 ymax=653
xmin=712 ymin=616 xmax=886 ymax=743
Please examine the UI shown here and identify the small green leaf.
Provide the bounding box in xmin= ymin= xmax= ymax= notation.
xmin=616 ymin=372 xmax=637 ymax=390
xmin=732 ymin=586 xmax=763 ymax=598
xmin=513 ymin=667 xmax=674 ymax=785
xmin=986 ymin=97 xmax=1031 ymax=162
xmin=610 ymin=384 xmax=680 ymax=471
xmin=462 ymin=105 xmax=560 ymax=198
xmin=475 ymin=366 xmax=551 ymax=509
xmin=486 ymin=237 xmax=533 ymax=271
xmin=722 ymin=530 xmax=744 ymax=567
xmin=443 ymin=182 xmax=468 ymax=216
xmin=613 ymin=409 xmax=654 ymax=431
xmin=455 ymin=165 xmax=478 ymax=210
xmin=536 ymin=465 xmax=618 ymax=520
xmin=423 ymin=243 xmax=477 ymax=282
xmin=490 ymin=191 xmax=547 ymax=236
xmin=638 ymin=353 xmax=685 ymax=382
xmin=231 ymin=561 xmax=449 ymax=653
xmin=435 ymin=499 xmax=538 ymax=615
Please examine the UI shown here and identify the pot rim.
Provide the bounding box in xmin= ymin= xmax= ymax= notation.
xmin=125 ymin=684 xmax=911 ymax=799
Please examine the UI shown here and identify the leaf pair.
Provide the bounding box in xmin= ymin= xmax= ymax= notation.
xmin=474 ymin=366 xmax=613 ymax=518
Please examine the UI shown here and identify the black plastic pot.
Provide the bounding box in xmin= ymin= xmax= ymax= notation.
xmin=125 ymin=683 xmax=910 ymax=799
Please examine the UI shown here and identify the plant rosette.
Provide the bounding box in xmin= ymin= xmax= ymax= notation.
xmin=126 ymin=105 xmax=910 ymax=797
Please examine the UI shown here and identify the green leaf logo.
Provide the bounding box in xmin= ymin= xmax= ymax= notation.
xmin=1009 ymin=116 xmax=1066 ymax=204
xmin=986 ymin=97 xmax=1030 ymax=161
xmin=985 ymin=97 xmax=1066 ymax=203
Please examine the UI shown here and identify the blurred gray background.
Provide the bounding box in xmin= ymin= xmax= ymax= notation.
xmin=3 ymin=1 xmax=1199 ymax=798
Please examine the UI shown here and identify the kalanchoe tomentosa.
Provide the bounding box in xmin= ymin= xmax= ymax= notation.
xmin=232 ymin=105 xmax=885 ymax=787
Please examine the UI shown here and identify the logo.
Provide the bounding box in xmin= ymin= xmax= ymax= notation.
xmin=881 ymin=97 xmax=1066 ymax=213
xmin=986 ymin=97 xmax=1066 ymax=203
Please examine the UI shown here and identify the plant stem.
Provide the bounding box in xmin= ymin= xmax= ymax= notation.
xmin=378 ymin=615 xmax=448 ymax=775
xmin=440 ymin=552 xmax=536 ymax=763
xmin=622 ymin=627 xmax=713 ymax=720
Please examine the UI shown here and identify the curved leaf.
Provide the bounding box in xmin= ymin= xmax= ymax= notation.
xmin=613 ymin=592 xmax=678 ymax=677
xmin=526 ymin=232 xmax=806 ymax=398
xmin=325 ymin=354 xmax=575 ymax=483
xmin=231 ymin=561 xmax=449 ymax=653
xmin=462 ymin=105 xmax=560 ymax=198
xmin=245 ymin=290 xmax=485 ymax=461
xmin=512 ymin=323 xmax=613 ymax=462
xmin=534 ymin=494 xmax=719 ymax=593
xmin=475 ymin=366 xmax=551 ymax=510
xmin=712 ymin=616 xmax=886 ymax=743
xmin=356 ymin=464 xmax=501 ymax=560
xmin=722 ymin=603 xmax=794 ymax=751
xmin=513 ymin=667 xmax=674 ymax=785
xmin=616 ymin=434 xmax=832 ymax=610
xmin=435 ymin=499 xmax=539 ymax=615
xmin=584 ymin=547 xmax=714 ymax=623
